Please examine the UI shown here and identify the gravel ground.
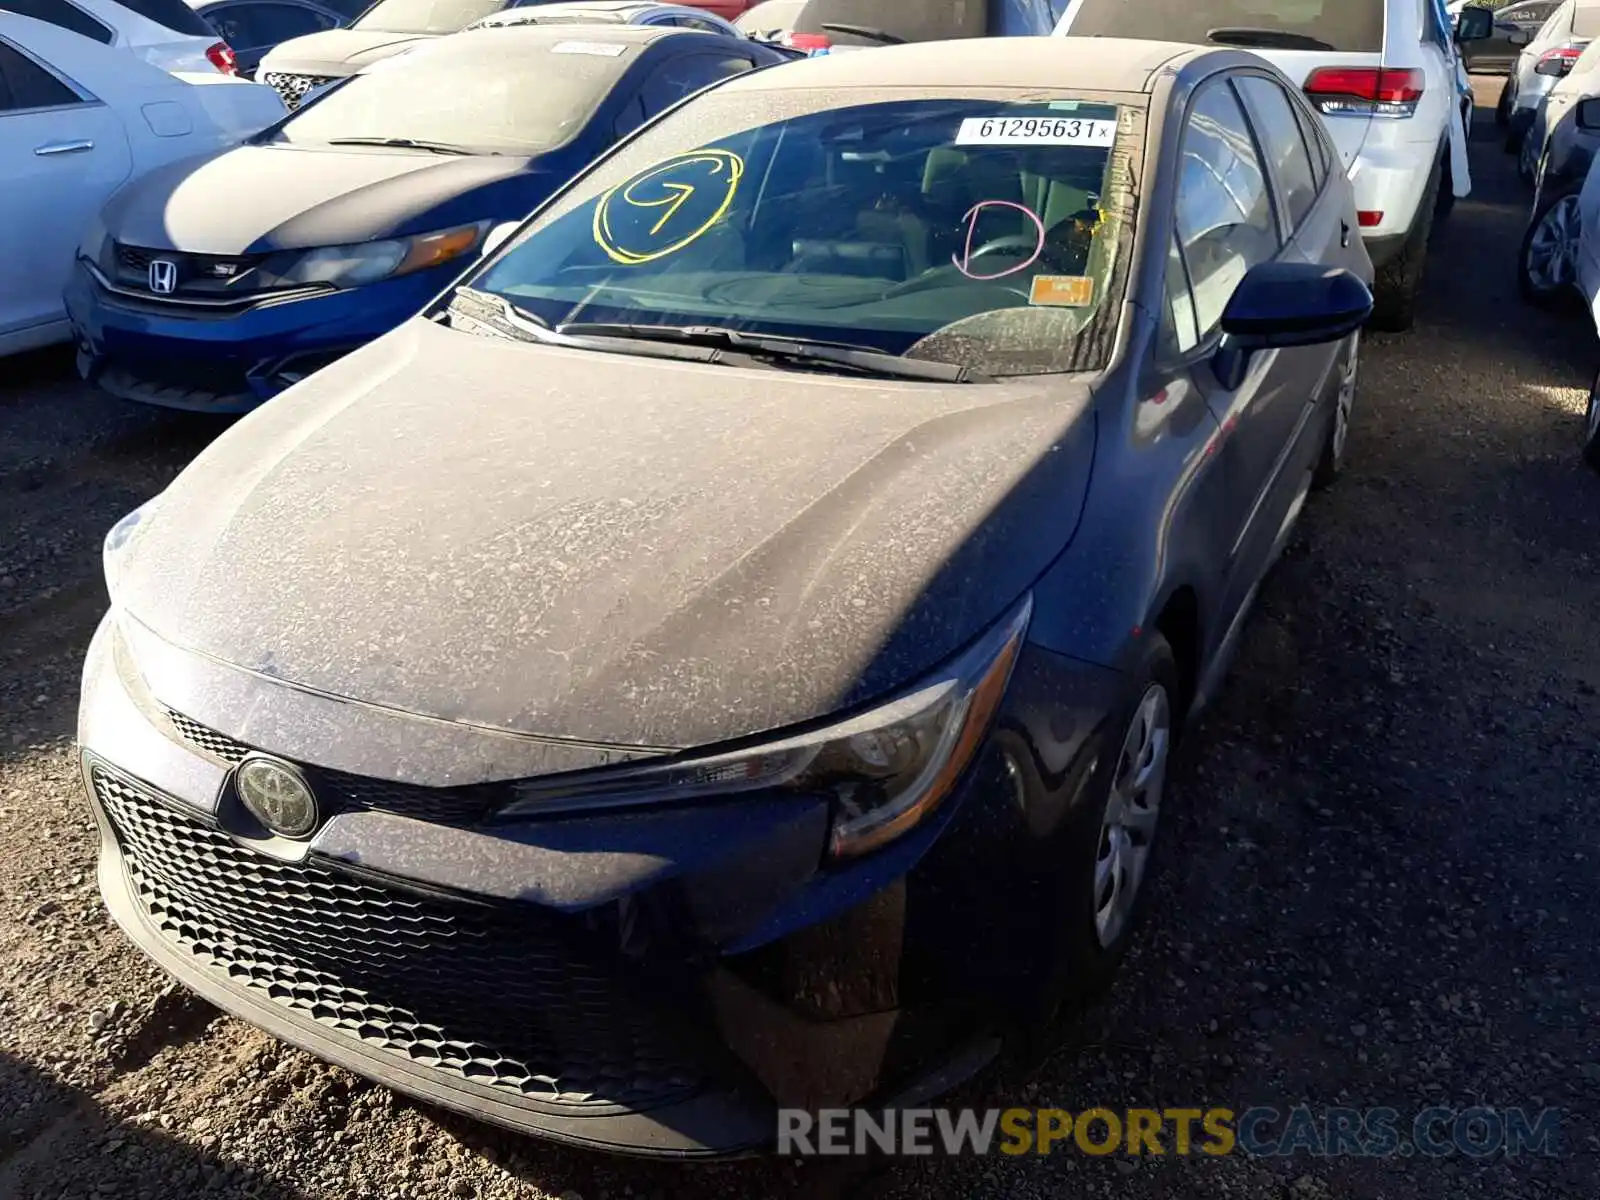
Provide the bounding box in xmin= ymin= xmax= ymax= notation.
xmin=2 ymin=82 xmax=1597 ymax=1200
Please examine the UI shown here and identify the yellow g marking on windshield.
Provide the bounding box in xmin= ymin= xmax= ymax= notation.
xmin=645 ymin=181 xmax=697 ymax=235
xmin=593 ymin=148 xmax=744 ymax=265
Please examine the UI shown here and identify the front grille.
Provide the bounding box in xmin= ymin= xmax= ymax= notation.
xmin=93 ymin=765 xmax=707 ymax=1108
xmin=262 ymin=71 xmax=337 ymax=109
xmin=166 ymin=710 xmax=250 ymax=762
xmin=111 ymin=244 xmax=267 ymax=299
xmin=163 ymin=708 xmax=508 ymax=826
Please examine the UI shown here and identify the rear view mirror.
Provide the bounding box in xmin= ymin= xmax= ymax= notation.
xmin=1578 ymin=96 xmax=1600 ymax=131
xmin=1456 ymin=5 xmax=1495 ymax=42
xmin=1212 ymin=262 xmax=1373 ymax=390
xmin=482 ymin=222 xmax=519 ymax=258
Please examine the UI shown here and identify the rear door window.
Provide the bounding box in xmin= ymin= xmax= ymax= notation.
xmin=2 ymin=0 xmax=114 ymax=42
xmin=1234 ymin=75 xmax=1320 ymax=232
xmin=0 ymin=41 xmax=83 ymax=108
xmin=116 ymin=0 xmax=224 ymax=35
xmin=1064 ymin=0 xmax=1385 ymax=53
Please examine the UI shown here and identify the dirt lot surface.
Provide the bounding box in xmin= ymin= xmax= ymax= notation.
xmin=2 ymin=82 xmax=1597 ymax=1200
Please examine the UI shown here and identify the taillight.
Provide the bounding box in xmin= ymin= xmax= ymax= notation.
xmin=785 ymin=31 xmax=832 ymax=54
xmin=1357 ymin=210 xmax=1383 ymax=227
xmin=1535 ymin=46 xmax=1583 ymax=76
xmin=205 ymin=41 xmax=238 ymax=75
xmin=1303 ymin=66 xmax=1424 ymax=118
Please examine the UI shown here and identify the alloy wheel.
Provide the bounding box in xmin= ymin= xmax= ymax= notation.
xmin=1093 ymin=683 xmax=1171 ymax=948
xmin=1525 ymin=195 xmax=1583 ymax=293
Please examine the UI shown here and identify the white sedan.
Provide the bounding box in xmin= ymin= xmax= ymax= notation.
xmin=0 ymin=13 xmax=285 ymax=358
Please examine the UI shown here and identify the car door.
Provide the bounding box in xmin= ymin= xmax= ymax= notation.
xmin=0 ymin=36 xmax=131 ymax=343
xmin=1168 ymin=75 xmax=1310 ymax=619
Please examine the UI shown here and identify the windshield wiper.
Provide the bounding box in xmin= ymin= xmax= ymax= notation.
xmin=325 ymin=136 xmax=474 ymax=155
xmin=1206 ymin=27 xmax=1336 ymax=51
xmin=441 ymin=290 xmax=725 ymax=363
xmin=553 ymin=323 xmax=983 ymax=383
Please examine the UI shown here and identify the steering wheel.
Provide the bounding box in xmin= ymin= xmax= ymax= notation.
xmin=962 ymin=234 xmax=1082 ymax=276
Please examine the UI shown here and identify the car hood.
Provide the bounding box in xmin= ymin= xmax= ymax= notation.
xmin=101 ymin=144 xmax=533 ymax=254
xmin=116 ymin=319 xmax=1098 ymax=751
xmin=260 ymin=29 xmax=429 ymax=76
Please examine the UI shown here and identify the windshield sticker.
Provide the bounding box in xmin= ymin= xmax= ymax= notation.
xmin=954 ymin=201 xmax=1045 ymax=281
xmin=1029 ymin=274 xmax=1096 ymax=308
xmin=954 ymin=116 xmax=1117 ymax=147
xmin=593 ymin=149 xmax=745 ymax=265
xmin=552 ymin=40 xmax=628 ymax=55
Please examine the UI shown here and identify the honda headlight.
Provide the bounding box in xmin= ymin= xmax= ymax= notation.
xmin=263 ymin=222 xmax=487 ymax=288
xmin=102 ymin=494 xmax=163 ymax=602
xmin=498 ymin=596 xmax=1032 ymax=860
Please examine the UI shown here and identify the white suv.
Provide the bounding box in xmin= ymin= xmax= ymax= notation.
xmin=1053 ymin=0 xmax=1491 ymax=331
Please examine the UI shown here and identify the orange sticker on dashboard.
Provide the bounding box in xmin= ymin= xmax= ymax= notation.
xmin=1029 ymin=274 xmax=1095 ymax=307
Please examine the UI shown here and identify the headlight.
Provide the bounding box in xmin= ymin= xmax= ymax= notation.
xmin=263 ymin=222 xmax=487 ymax=288
xmin=497 ymin=595 xmax=1032 ymax=860
xmin=103 ymin=495 xmax=163 ymax=601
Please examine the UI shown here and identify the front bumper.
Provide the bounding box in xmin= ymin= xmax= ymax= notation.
xmin=78 ymin=611 xmax=1123 ymax=1155
xmin=64 ymin=258 xmax=447 ymax=414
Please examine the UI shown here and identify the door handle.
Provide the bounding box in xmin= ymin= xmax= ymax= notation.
xmin=1340 ymin=220 xmax=1352 ymax=249
xmin=34 ymin=139 xmax=94 ymax=156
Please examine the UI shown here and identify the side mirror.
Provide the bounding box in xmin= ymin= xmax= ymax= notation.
xmin=1578 ymin=95 xmax=1600 ymax=131
xmin=1456 ymin=5 xmax=1495 ymax=42
xmin=1211 ymin=262 xmax=1373 ymax=390
xmin=482 ymin=221 xmax=519 ymax=258
xmin=1508 ymin=26 xmax=1533 ymax=46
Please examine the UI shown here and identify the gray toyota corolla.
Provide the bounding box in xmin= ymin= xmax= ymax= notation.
xmin=81 ymin=37 xmax=1372 ymax=1156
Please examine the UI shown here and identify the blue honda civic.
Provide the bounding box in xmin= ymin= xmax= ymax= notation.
xmin=66 ymin=24 xmax=783 ymax=412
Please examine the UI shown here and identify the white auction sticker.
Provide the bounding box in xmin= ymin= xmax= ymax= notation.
xmin=954 ymin=116 xmax=1117 ymax=147
xmin=552 ymin=40 xmax=627 ymax=55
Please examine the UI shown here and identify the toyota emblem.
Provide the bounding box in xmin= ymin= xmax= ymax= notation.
xmin=147 ymin=259 xmax=178 ymax=294
xmin=235 ymin=756 xmax=319 ymax=838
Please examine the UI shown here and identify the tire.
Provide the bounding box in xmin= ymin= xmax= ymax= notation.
xmin=1519 ymin=182 xmax=1584 ymax=309
xmin=1584 ymin=370 xmax=1600 ymax=473
xmin=1370 ymin=163 xmax=1440 ymax=333
xmin=1313 ymin=332 xmax=1360 ymax=490
xmin=1496 ymin=80 xmax=1512 ymax=127
xmin=1038 ymin=633 xmax=1180 ymax=1008
xmin=1520 ymin=130 xmax=1542 ymax=186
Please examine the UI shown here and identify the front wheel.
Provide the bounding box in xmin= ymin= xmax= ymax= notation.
xmin=1042 ymin=634 xmax=1179 ymax=1005
xmin=1519 ymin=185 xmax=1583 ymax=308
xmin=1584 ymin=371 xmax=1600 ymax=472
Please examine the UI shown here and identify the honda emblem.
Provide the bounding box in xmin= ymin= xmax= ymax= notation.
xmin=148 ymin=259 xmax=178 ymax=295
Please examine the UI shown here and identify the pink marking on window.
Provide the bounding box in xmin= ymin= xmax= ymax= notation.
xmin=952 ymin=200 xmax=1046 ymax=281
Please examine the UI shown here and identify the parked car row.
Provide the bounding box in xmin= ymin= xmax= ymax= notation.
xmin=9 ymin=0 xmax=1571 ymax=1165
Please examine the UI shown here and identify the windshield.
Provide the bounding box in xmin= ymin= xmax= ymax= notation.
xmin=271 ymin=40 xmax=636 ymax=154
xmin=1065 ymin=0 xmax=1385 ymax=53
xmin=469 ymin=91 xmax=1137 ymax=376
xmin=353 ymin=0 xmax=509 ymax=35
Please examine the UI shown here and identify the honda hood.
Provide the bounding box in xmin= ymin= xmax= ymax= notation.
xmin=114 ymin=319 xmax=1098 ymax=751
xmin=100 ymin=144 xmax=533 ymax=254
xmin=259 ymin=29 xmax=429 ymax=76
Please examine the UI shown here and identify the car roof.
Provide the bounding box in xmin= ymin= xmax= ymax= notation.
xmin=715 ymin=35 xmax=1203 ymax=96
